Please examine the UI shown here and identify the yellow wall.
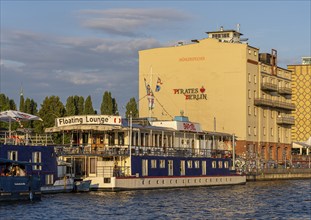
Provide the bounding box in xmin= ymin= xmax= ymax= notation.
xmin=139 ymin=38 xmax=251 ymax=138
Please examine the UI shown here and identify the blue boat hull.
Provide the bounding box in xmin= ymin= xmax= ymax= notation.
xmin=0 ymin=176 xmax=41 ymax=201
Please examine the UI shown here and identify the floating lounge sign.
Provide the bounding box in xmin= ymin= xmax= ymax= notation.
xmin=173 ymin=86 xmax=207 ymax=100
xmin=56 ymin=115 xmax=121 ymax=127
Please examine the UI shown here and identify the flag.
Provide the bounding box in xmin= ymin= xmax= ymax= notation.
xmin=144 ymin=78 xmax=151 ymax=95
xmin=155 ymin=77 xmax=163 ymax=92
xmin=148 ymin=92 xmax=155 ymax=110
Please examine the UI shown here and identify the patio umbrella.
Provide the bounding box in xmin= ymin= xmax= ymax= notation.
xmin=0 ymin=110 xmax=42 ymax=138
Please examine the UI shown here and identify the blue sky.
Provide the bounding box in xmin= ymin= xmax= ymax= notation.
xmin=1 ymin=1 xmax=310 ymax=116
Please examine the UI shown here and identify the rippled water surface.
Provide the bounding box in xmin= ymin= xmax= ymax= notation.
xmin=0 ymin=179 xmax=310 ymax=219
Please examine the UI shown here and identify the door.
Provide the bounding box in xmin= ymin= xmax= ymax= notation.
xmin=142 ymin=159 xmax=148 ymax=176
xmin=180 ymin=160 xmax=185 ymax=176
xmin=168 ymin=160 xmax=174 ymax=176
xmin=202 ymin=161 xmax=207 ymax=175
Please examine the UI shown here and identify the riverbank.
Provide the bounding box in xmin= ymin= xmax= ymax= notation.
xmin=246 ymin=168 xmax=311 ymax=181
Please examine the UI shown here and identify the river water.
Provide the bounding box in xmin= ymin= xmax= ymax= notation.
xmin=0 ymin=179 xmax=310 ymax=219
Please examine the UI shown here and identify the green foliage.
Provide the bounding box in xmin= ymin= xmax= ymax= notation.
xmin=101 ymin=91 xmax=113 ymax=115
xmin=0 ymin=93 xmax=16 ymax=111
xmin=0 ymin=94 xmax=17 ymax=130
xmin=112 ymin=98 xmax=119 ymax=116
xmin=65 ymin=96 xmax=76 ymax=116
xmin=77 ymin=96 xmax=84 ymax=115
xmin=84 ymin=95 xmax=95 ymax=114
xmin=66 ymin=95 xmax=85 ymax=116
xmin=36 ymin=96 xmax=66 ymax=134
xmin=125 ymin=97 xmax=139 ymax=118
xmin=23 ymin=98 xmax=38 ymax=128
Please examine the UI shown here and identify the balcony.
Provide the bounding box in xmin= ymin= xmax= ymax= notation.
xmin=278 ymin=87 xmax=292 ymax=95
xmin=276 ymin=116 xmax=295 ymax=125
xmin=254 ymin=98 xmax=273 ymax=107
xmin=273 ymin=101 xmax=295 ymax=110
xmin=261 ymin=82 xmax=278 ymax=91
xmin=254 ymin=98 xmax=295 ymax=110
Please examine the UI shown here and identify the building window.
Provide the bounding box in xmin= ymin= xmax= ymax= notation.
xmin=187 ymin=160 xmax=193 ymax=168
xmin=218 ymin=161 xmax=223 ymax=168
xmin=224 ymin=161 xmax=229 ymax=168
xmin=248 ymin=89 xmax=251 ymax=99
xmin=248 ymin=126 xmax=251 ymax=136
xmin=261 ymin=147 xmax=265 ymax=160
xmin=32 ymin=152 xmax=42 ymax=170
xmin=254 ymin=51 xmax=257 ymax=56
xmin=263 ymin=109 xmax=266 ymax=118
xmin=45 ymin=174 xmax=54 ymax=185
xmin=8 ymin=151 xmax=18 ymax=161
xmin=160 ymin=160 xmax=165 ymax=168
xmin=254 ymin=75 xmax=257 ymax=84
xmin=151 ymin=159 xmax=157 ymax=168
xmin=269 ymin=147 xmax=273 ymax=160
xmin=168 ymin=160 xmax=173 ymax=176
xmin=248 ymin=73 xmax=251 ymax=83
xmin=254 ymin=127 xmax=257 ymax=136
xmin=248 ymin=106 xmax=251 ymax=115
xmin=271 ymin=111 xmax=274 ymax=119
xmin=263 ymin=127 xmax=266 ymax=136
xmin=212 ymin=161 xmax=217 ymax=168
xmin=194 ymin=161 xmax=200 ymax=169
xmin=90 ymin=158 xmax=96 ymax=174
xmin=254 ymin=107 xmax=257 ymax=116
xmin=254 ymin=90 xmax=256 ymax=99
xmin=271 ymin=128 xmax=274 ymax=137
xmin=248 ymin=49 xmax=251 ymax=54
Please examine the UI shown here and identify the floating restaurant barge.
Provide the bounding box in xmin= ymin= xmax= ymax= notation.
xmin=46 ymin=115 xmax=246 ymax=191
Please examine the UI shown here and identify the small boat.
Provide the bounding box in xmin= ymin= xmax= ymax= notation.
xmin=41 ymin=176 xmax=74 ymax=194
xmin=74 ymin=179 xmax=92 ymax=192
xmin=0 ymin=158 xmax=41 ymax=201
xmin=41 ymin=177 xmax=91 ymax=193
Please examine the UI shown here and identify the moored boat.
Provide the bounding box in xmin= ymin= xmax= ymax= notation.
xmin=41 ymin=177 xmax=91 ymax=193
xmin=74 ymin=179 xmax=92 ymax=192
xmin=46 ymin=114 xmax=246 ymax=191
xmin=0 ymin=158 xmax=41 ymax=201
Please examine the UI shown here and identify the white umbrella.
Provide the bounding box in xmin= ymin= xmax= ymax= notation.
xmin=0 ymin=110 xmax=42 ymax=139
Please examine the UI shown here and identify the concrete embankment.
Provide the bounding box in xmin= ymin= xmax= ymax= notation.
xmin=246 ymin=168 xmax=311 ymax=181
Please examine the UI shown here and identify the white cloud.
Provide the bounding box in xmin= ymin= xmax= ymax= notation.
xmin=54 ymin=69 xmax=106 ymax=85
xmin=79 ymin=8 xmax=191 ymax=36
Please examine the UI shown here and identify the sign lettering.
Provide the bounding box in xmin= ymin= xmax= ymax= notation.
xmin=56 ymin=115 xmax=121 ymax=127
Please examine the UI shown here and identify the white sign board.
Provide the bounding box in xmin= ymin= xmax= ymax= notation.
xmin=151 ymin=121 xmax=202 ymax=132
xmin=56 ymin=115 xmax=121 ymax=127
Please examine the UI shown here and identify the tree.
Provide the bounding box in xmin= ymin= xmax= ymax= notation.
xmin=112 ymin=98 xmax=119 ymax=116
xmin=36 ymin=96 xmax=66 ymax=135
xmin=0 ymin=94 xmax=17 ymax=130
xmin=66 ymin=96 xmax=76 ymax=116
xmin=101 ymin=91 xmax=113 ymax=115
xmin=77 ymin=96 xmax=84 ymax=115
xmin=0 ymin=93 xmax=16 ymax=111
xmin=23 ymin=98 xmax=38 ymax=128
xmin=84 ymin=95 xmax=95 ymax=114
xmin=125 ymin=97 xmax=139 ymax=118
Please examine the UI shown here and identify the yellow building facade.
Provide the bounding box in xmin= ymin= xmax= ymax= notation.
xmin=138 ymin=28 xmax=293 ymax=165
xmin=288 ymin=59 xmax=311 ymax=143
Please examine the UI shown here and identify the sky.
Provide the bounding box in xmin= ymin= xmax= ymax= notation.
xmin=1 ymin=0 xmax=310 ymax=116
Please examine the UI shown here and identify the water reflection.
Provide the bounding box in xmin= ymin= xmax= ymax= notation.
xmin=0 ymin=180 xmax=310 ymax=219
